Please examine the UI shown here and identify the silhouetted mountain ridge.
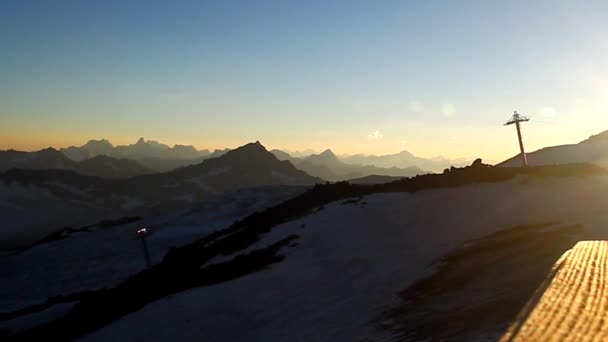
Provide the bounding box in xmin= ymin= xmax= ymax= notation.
xmin=170 ymin=141 xmax=321 ymax=191
xmin=499 ymin=129 xmax=608 ymax=167
xmin=3 ymin=141 xmax=320 ymax=195
xmin=340 ymin=149 xmax=471 ymax=172
xmin=60 ymin=138 xmax=209 ymax=172
xmin=209 ymin=148 xmax=231 ymax=159
xmin=1 ymin=141 xmax=321 ymax=248
xmin=270 ymin=149 xmax=295 ymax=161
xmin=0 ymin=148 xmax=153 ymax=178
xmin=271 ymin=149 xmax=425 ymax=181
xmin=0 ymin=148 xmax=74 ymax=171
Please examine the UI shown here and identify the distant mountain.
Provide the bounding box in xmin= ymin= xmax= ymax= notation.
xmin=272 ymin=149 xmax=425 ymax=181
xmin=341 ymin=150 xmax=472 ymax=173
xmin=170 ymin=141 xmax=321 ymax=192
xmin=0 ymin=148 xmax=153 ymax=178
xmin=61 ymin=139 xmax=114 ymax=160
xmin=171 ymin=145 xmax=202 ymax=160
xmin=498 ymin=130 xmax=608 ymax=167
xmin=209 ymin=148 xmax=231 ymax=159
xmin=308 ymin=149 xmax=341 ymax=165
xmin=113 ymin=137 xmax=172 ymax=160
xmin=61 ymin=138 xmax=209 ymax=172
xmin=287 ymin=149 xmax=319 ymax=158
xmin=270 ymin=149 xmax=296 ymax=162
xmin=61 ymin=146 xmax=89 ymax=161
xmin=0 ymin=148 xmax=75 ymax=171
xmin=75 ymin=155 xmax=154 ymax=178
xmin=1 ymin=141 xmax=321 ymax=247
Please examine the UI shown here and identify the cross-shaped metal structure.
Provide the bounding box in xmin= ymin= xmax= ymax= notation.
xmin=505 ymin=111 xmax=530 ymax=167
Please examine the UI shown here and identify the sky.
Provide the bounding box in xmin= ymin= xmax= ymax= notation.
xmin=2 ymin=0 xmax=608 ymax=160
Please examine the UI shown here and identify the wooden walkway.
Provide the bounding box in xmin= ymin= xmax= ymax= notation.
xmin=501 ymin=241 xmax=608 ymax=341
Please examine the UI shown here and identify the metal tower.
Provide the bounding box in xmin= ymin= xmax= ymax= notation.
xmin=505 ymin=111 xmax=530 ymax=167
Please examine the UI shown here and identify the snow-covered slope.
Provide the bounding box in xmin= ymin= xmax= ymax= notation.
xmin=0 ymin=181 xmax=112 ymax=249
xmin=0 ymin=186 xmax=305 ymax=317
xmin=499 ymin=129 xmax=608 ymax=167
xmin=78 ymin=175 xmax=608 ymax=341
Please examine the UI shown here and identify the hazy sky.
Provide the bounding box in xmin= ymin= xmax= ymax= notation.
xmin=2 ymin=1 xmax=608 ymax=160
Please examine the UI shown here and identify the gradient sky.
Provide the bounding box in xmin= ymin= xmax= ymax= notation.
xmin=2 ymin=1 xmax=608 ymax=160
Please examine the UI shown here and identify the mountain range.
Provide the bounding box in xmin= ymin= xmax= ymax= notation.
xmin=1 ymin=139 xmax=437 ymax=183
xmin=0 ymin=148 xmax=153 ymax=178
xmin=271 ymin=149 xmax=424 ymax=181
xmin=499 ymin=130 xmax=608 ymax=167
xmin=340 ymin=150 xmax=474 ymax=173
xmin=7 ymin=137 xmax=477 ymax=179
xmin=0 ymin=141 xmax=320 ymax=249
xmin=61 ymin=138 xmax=215 ymax=172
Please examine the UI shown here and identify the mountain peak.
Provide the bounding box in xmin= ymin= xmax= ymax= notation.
xmin=84 ymin=139 xmax=113 ymax=147
xmin=209 ymin=141 xmax=278 ymax=165
xmin=136 ymin=137 xmax=146 ymax=144
xmin=87 ymin=138 xmax=110 ymax=143
xmin=171 ymin=140 xmax=319 ymax=190
xmin=397 ymin=150 xmax=415 ymax=158
xmin=232 ymin=141 xmax=269 ymax=154
xmin=38 ymin=147 xmax=60 ymax=154
xmin=306 ymin=148 xmax=340 ymax=165
xmin=320 ymin=149 xmax=336 ymax=157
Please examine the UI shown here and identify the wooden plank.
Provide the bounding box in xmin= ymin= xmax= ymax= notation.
xmin=500 ymin=241 xmax=608 ymax=341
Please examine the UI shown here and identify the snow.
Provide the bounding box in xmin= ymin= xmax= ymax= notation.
xmin=0 ymin=302 xmax=76 ymax=332
xmin=120 ymin=196 xmax=144 ymax=210
xmin=0 ymin=186 xmax=303 ymax=315
xmin=0 ymin=182 xmax=102 ymax=249
xmin=80 ymin=175 xmax=608 ymax=341
xmin=0 ymin=182 xmax=53 ymax=206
